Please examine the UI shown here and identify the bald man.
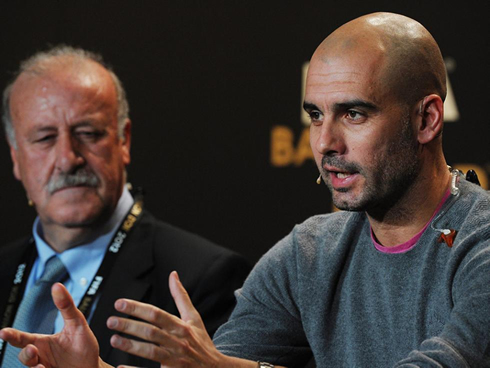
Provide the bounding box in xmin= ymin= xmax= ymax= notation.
xmin=2 ymin=12 xmax=489 ymax=368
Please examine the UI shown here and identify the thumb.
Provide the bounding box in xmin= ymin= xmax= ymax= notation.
xmin=168 ymin=271 xmax=205 ymax=328
xmin=51 ymin=283 xmax=88 ymax=328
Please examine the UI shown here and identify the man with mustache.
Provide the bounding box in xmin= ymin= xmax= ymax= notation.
xmin=0 ymin=46 xmax=250 ymax=368
xmin=2 ymin=12 xmax=490 ymax=368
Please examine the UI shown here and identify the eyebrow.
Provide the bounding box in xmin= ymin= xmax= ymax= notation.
xmin=303 ymin=99 xmax=378 ymax=113
xmin=303 ymin=102 xmax=320 ymax=112
xmin=71 ymin=121 xmax=98 ymax=129
xmin=335 ymin=99 xmax=377 ymax=112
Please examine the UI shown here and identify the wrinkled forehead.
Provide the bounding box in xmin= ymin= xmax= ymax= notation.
xmin=6 ymin=77 xmax=117 ymax=140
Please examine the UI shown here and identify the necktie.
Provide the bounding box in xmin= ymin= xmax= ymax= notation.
xmin=2 ymin=256 xmax=68 ymax=367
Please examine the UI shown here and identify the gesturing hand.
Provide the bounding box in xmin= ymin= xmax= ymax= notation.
xmin=107 ymin=271 xmax=242 ymax=368
xmin=0 ymin=283 xmax=110 ymax=368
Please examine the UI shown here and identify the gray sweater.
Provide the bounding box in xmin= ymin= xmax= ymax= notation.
xmin=214 ymin=179 xmax=490 ymax=367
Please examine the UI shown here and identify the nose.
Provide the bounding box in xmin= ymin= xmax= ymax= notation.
xmin=312 ymin=118 xmax=345 ymax=157
xmin=55 ymin=134 xmax=85 ymax=173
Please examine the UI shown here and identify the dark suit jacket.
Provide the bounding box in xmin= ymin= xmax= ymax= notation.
xmin=0 ymin=210 xmax=252 ymax=367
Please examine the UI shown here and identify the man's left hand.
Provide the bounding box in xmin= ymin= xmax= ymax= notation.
xmin=0 ymin=283 xmax=110 ymax=368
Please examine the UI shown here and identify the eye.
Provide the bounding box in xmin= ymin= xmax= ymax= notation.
xmin=308 ymin=110 xmax=324 ymax=125
xmin=78 ymin=131 xmax=96 ymax=136
xmin=76 ymin=129 xmax=103 ymax=141
xmin=346 ymin=109 xmax=365 ymax=123
xmin=34 ymin=134 xmax=56 ymax=143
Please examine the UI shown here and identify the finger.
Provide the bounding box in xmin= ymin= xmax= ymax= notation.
xmin=107 ymin=316 xmax=178 ymax=348
xmin=18 ymin=343 xmax=40 ymax=366
xmin=51 ymin=283 xmax=88 ymax=328
xmin=169 ymin=271 xmax=204 ymax=328
xmin=110 ymin=334 xmax=168 ymax=363
xmin=0 ymin=328 xmax=38 ymax=348
xmin=113 ymin=298 xmax=180 ymax=331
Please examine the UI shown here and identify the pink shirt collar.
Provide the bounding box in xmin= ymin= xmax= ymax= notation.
xmin=372 ymin=188 xmax=451 ymax=254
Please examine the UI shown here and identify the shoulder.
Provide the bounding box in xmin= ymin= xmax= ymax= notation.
xmin=266 ymin=210 xmax=366 ymax=260
xmin=0 ymin=236 xmax=32 ymax=302
xmin=251 ymin=211 xmax=367 ymax=280
xmin=432 ymin=180 xmax=490 ymax=282
xmin=232 ymin=212 xmax=367 ymax=321
xmin=447 ymin=179 xmax=490 ymax=237
xmin=0 ymin=236 xmax=31 ymax=267
xmin=131 ymin=210 xmax=251 ymax=283
xmin=295 ymin=210 xmax=365 ymax=240
xmin=457 ymin=179 xmax=489 ymax=209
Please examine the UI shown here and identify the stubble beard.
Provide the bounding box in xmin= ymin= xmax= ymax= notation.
xmin=325 ymin=114 xmax=420 ymax=213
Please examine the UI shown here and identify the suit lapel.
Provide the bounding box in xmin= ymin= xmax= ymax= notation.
xmin=89 ymin=211 xmax=155 ymax=360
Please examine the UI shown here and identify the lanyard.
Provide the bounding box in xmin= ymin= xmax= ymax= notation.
xmin=0 ymin=191 xmax=144 ymax=364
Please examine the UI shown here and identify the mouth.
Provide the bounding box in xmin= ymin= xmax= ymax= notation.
xmin=324 ymin=166 xmax=359 ymax=188
xmin=334 ymin=172 xmax=353 ymax=179
xmin=51 ymin=184 xmax=95 ymax=195
xmin=325 ymin=165 xmax=356 ymax=176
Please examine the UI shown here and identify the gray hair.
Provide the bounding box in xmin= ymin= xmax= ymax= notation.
xmin=2 ymin=45 xmax=130 ymax=148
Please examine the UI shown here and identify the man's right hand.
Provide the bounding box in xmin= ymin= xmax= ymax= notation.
xmin=0 ymin=283 xmax=111 ymax=368
xmin=108 ymin=271 xmax=283 ymax=368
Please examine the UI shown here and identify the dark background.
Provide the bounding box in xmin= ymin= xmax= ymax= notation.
xmin=0 ymin=1 xmax=488 ymax=264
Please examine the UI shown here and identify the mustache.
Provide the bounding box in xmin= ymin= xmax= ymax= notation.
xmin=321 ymin=156 xmax=363 ymax=174
xmin=46 ymin=169 xmax=99 ymax=194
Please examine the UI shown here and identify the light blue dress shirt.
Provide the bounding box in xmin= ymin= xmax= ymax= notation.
xmin=27 ymin=187 xmax=134 ymax=333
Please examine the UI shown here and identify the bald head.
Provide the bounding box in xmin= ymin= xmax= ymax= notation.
xmin=313 ymin=12 xmax=446 ymax=106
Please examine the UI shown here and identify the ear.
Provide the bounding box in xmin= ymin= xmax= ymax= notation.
xmin=9 ymin=144 xmax=22 ymax=181
xmin=120 ymin=119 xmax=131 ymax=165
xmin=416 ymin=94 xmax=444 ymax=144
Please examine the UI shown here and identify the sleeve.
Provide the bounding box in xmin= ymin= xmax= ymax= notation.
xmin=395 ymin=235 xmax=490 ymax=367
xmin=213 ymin=231 xmax=313 ymax=368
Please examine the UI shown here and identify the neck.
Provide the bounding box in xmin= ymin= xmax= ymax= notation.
xmin=367 ymin=162 xmax=452 ymax=247
xmin=41 ymin=222 xmax=107 ymax=253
